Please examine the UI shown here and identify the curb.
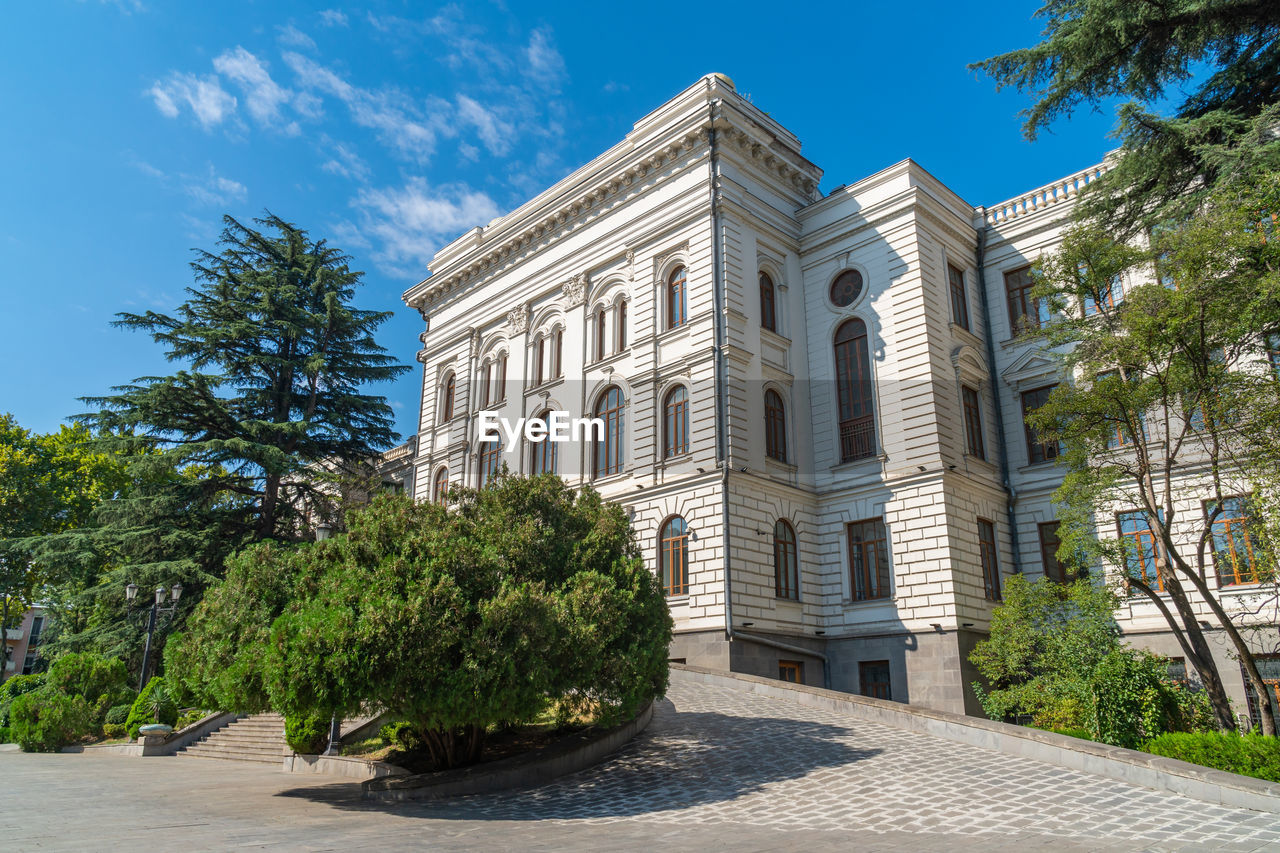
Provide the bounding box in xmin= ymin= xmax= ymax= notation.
xmin=363 ymin=701 xmax=653 ymax=802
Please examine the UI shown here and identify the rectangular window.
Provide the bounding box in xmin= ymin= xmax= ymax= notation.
xmin=1005 ymin=265 xmax=1046 ymax=332
xmin=1207 ymin=496 xmax=1260 ymax=586
xmin=533 ymin=337 xmax=545 ymax=386
xmin=847 ymin=518 xmax=891 ymax=601
xmin=1245 ymin=655 xmax=1280 ymax=733
xmin=480 ymin=362 xmax=492 ymax=407
xmin=595 ymin=310 xmax=606 ymax=361
xmin=1082 ymin=273 xmax=1124 ymax=316
xmin=978 ymin=518 xmax=1002 ymax=601
xmin=961 ymin=385 xmax=985 ymax=460
xmin=778 ymin=660 xmax=804 ymax=684
xmin=479 ymin=438 xmax=502 ymax=487
xmin=1118 ymin=510 xmax=1163 ymax=592
xmin=1039 ymin=521 xmax=1068 ymax=583
xmin=1021 ymin=385 xmax=1059 ymax=465
xmin=616 ymin=300 xmax=627 ymax=351
xmin=494 ymin=355 xmax=507 ymax=403
xmin=859 ymin=660 xmax=891 ymax=700
xmin=948 ymin=264 xmax=970 ymax=331
xmin=553 ymin=329 xmax=564 ymax=379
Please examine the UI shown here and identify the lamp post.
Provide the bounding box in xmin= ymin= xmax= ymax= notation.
xmin=312 ymin=523 xmax=342 ymax=754
xmin=126 ymin=582 xmax=183 ymax=693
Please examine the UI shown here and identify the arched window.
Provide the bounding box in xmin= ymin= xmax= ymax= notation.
xmin=478 ymin=437 xmax=502 ymax=487
xmin=834 ymin=318 xmax=875 ymax=462
xmin=552 ymin=328 xmax=563 ymax=378
xmin=774 ymin=519 xmax=798 ymax=600
xmin=593 ymin=386 xmax=625 ymax=477
xmin=765 ymin=389 xmax=787 ymax=463
xmin=659 ymin=515 xmax=689 ymax=596
xmin=432 ymin=468 xmax=450 ymax=504
xmin=530 ymin=409 xmax=557 ymax=475
xmin=440 ymin=374 xmax=455 ymax=423
xmin=667 ymin=266 xmax=688 ymax=329
xmin=760 ymin=272 xmax=777 ymax=332
xmin=594 ymin=308 xmax=607 ymax=361
xmin=616 ymin=299 xmax=628 ymax=351
xmin=533 ymin=335 xmax=545 ymax=386
xmin=663 ymin=385 xmax=689 ymax=458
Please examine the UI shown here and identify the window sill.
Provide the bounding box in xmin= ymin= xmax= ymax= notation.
xmin=765 ymin=456 xmax=797 ymax=473
xmin=591 ymin=470 xmax=631 ymax=488
xmin=830 ymin=454 xmax=884 ymax=474
xmin=962 ymin=455 xmax=998 ymax=474
xmin=665 ymin=594 xmax=690 ymax=605
xmin=1016 ymin=459 xmax=1063 ymax=474
xmin=657 ymin=323 xmax=693 ymax=344
xmin=842 ymin=596 xmax=895 ymax=609
xmin=527 ymin=376 xmax=565 ymax=395
xmin=588 ymin=349 xmax=630 ymax=371
xmin=950 ymin=323 xmax=984 ymax=348
xmin=760 ymin=327 xmax=792 ymax=347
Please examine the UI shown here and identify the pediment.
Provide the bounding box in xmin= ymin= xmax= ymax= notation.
xmin=1000 ymin=348 xmax=1063 ymax=388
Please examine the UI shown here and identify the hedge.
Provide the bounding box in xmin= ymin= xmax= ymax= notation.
xmin=126 ymin=678 xmax=177 ymax=740
xmin=9 ymin=691 xmax=94 ymax=752
xmin=1144 ymin=731 xmax=1280 ymax=783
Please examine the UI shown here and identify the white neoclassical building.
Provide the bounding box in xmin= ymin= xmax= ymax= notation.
xmin=402 ymin=74 xmax=1278 ymax=720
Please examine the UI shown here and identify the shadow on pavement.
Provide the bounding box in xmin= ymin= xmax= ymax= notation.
xmin=275 ymin=698 xmax=883 ymax=821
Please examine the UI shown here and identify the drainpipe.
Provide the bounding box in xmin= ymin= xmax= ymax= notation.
xmin=975 ymin=217 xmax=1023 ymax=576
xmin=707 ymin=80 xmax=830 ymax=689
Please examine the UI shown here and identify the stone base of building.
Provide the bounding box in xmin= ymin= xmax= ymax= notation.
xmin=670 ymin=626 xmax=990 ymax=716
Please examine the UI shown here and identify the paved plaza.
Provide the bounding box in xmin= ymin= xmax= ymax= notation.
xmin=7 ymin=678 xmax=1280 ymax=851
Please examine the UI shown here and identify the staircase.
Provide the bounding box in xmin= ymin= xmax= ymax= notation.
xmin=177 ymin=713 xmax=286 ymax=765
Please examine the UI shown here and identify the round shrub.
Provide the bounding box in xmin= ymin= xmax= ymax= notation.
xmin=379 ymin=720 xmax=420 ymax=750
xmin=10 ymin=690 xmax=94 ymax=752
xmin=0 ymin=673 xmax=46 ymax=728
xmin=285 ymin=713 xmax=329 ymax=754
xmin=1090 ymin=649 xmax=1179 ymax=748
xmin=125 ymin=678 xmax=177 ymax=740
xmin=104 ymin=703 xmax=132 ymax=726
xmin=47 ymin=652 xmax=130 ymax=710
xmin=103 ymin=723 xmax=127 ymax=740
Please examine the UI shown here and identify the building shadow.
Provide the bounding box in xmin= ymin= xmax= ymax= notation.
xmin=274 ymin=697 xmax=882 ymax=821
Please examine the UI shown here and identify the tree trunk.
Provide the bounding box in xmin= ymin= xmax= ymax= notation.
xmin=421 ymin=724 xmax=486 ymax=769
xmin=259 ymin=474 xmax=280 ymax=540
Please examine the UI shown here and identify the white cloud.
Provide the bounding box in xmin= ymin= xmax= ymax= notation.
xmin=455 ymin=94 xmax=513 ymax=156
xmin=213 ymin=47 xmax=296 ymax=129
xmin=277 ymin=24 xmax=316 ymax=51
xmin=184 ymin=165 xmax=248 ymax=207
xmin=318 ymin=9 xmax=348 ymax=27
xmin=147 ymin=72 xmax=237 ymax=128
xmin=284 ymin=52 xmax=447 ymax=163
xmin=525 ymin=27 xmax=565 ymax=89
xmin=348 ymin=179 xmax=500 ymax=273
xmin=320 ymin=141 xmax=371 ymax=182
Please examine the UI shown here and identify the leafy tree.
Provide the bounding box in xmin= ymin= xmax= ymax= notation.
xmin=46 ymin=214 xmax=407 ymax=668
xmin=972 ymin=0 xmax=1280 ymax=236
xmin=0 ymin=415 xmax=127 ymax=671
xmin=970 ymin=574 xmax=1122 ymax=730
xmin=167 ymin=477 xmax=672 ymax=769
xmin=1026 ymin=173 xmax=1280 ymax=733
xmin=1091 ymin=647 xmax=1214 ymax=748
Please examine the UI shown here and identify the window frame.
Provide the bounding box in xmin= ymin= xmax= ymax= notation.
xmin=859 ymin=660 xmax=891 ymax=700
xmin=659 ymin=515 xmax=689 ymax=597
xmin=961 ymin=384 xmax=985 ymax=460
xmin=478 ymin=437 xmax=502 ymax=488
xmin=1021 ymin=384 xmax=1059 ymax=465
xmin=662 ymin=385 xmax=690 ymax=459
xmin=593 ymin=385 xmax=626 ymax=478
xmin=774 ymin=518 xmax=799 ymax=600
xmin=847 ymin=517 xmax=891 ymax=602
xmin=440 ymin=374 xmax=456 ymax=424
xmin=760 ymin=271 xmax=777 ymax=332
xmin=1206 ymin=496 xmax=1260 ymax=587
xmin=432 ymin=468 xmax=450 ymax=504
xmin=947 ymin=263 xmax=970 ymax=331
xmin=778 ymin=660 xmax=804 ymax=684
xmin=978 ymin=517 xmax=1002 ymax=601
xmin=667 ymin=266 xmax=688 ymax=330
xmin=1039 ymin=521 xmax=1068 ymax=583
xmin=1004 ymin=265 xmax=1045 ymax=332
xmin=530 ymin=408 xmax=558 ymax=476
xmin=834 ymin=318 xmax=876 ymax=463
xmin=764 ymin=388 xmax=788 ymax=463
xmin=1117 ymin=510 xmax=1164 ymax=592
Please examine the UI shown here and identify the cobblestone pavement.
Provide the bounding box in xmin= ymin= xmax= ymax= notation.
xmin=7 ymin=678 xmax=1280 ymax=851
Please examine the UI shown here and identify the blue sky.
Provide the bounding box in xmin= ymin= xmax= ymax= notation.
xmin=1 ymin=0 xmax=1124 ymax=441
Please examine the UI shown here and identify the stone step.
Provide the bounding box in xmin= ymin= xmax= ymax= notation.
xmin=182 ymin=743 xmax=284 ymax=759
xmin=176 ymin=749 xmax=280 ymax=765
xmin=202 ymin=731 xmax=285 ymax=743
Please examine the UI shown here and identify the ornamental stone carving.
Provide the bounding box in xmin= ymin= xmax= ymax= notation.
xmin=562 ymin=274 xmax=587 ymax=307
xmin=507 ymin=304 xmax=530 ymax=334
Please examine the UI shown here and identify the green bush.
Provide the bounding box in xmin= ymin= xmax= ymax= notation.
xmin=104 ymin=703 xmax=132 ymax=726
xmin=47 ymin=652 xmax=131 ymax=713
xmin=379 ymin=720 xmax=420 ymax=750
xmin=125 ymin=678 xmax=177 ymax=740
xmin=0 ymin=673 xmax=47 ymax=728
xmin=285 ymin=713 xmax=329 ymax=754
xmin=103 ymin=723 xmax=127 ymax=740
xmin=1144 ymin=731 xmax=1280 ymax=782
xmin=0 ymin=726 xmax=9 ymax=743
xmin=174 ymin=708 xmax=211 ymax=730
xmin=1089 ymin=649 xmax=1213 ymax=748
xmin=10 ymin=690 xmax=94 ymax=752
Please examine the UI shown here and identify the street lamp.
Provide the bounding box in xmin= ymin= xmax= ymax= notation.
xmin=126 ymin=581 xmax=183 ymax=692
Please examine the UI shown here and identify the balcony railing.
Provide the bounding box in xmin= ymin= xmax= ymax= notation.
xmin=983 ymin=162 xmax=1112 ymax=227
xmin=840 ymin=416 xmax=876 ymax=463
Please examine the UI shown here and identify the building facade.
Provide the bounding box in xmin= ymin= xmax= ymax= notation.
xmin=402 ymin=75 xmax=1278 ymax=720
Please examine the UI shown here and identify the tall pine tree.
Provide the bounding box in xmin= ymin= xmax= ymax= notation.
xmin=972 ymin=0 xmax=1280 ymax=236
xmin=48 ymin=214 xmax=407 ymax=667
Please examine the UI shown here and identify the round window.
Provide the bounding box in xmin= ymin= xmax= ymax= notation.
xmin=829 ymin=269 xmax=863 ymax=307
